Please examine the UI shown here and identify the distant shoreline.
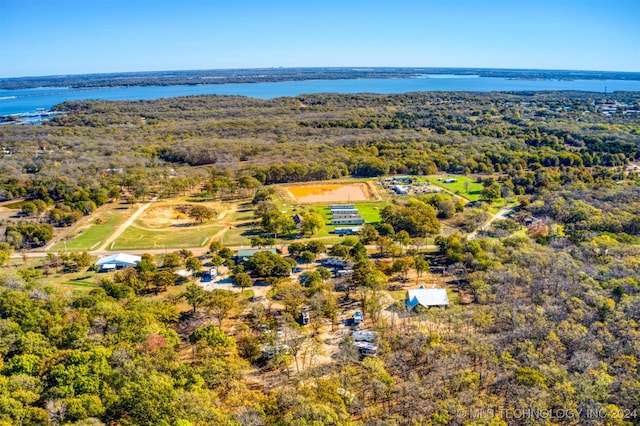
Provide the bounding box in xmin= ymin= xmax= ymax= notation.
xmin=2 ymin=74 xmax=638 ymax=120
xmin=1 ymin=67 xmax=639 ymax=90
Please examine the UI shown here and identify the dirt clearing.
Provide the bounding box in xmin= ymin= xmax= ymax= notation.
xmin=284 ymin=183 xmax=372 ymax=203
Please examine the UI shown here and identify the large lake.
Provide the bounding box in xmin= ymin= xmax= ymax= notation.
xmin=1 ymin=76 xmax=639 ymax=117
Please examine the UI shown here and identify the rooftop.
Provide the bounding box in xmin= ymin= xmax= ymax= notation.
xmin=406 ymin=285 xmax=449 ymax=309
xmin=237 ymin=248 xmax=277 ymax=260
xmin=95 ymin=252 xmax=142 ymax=266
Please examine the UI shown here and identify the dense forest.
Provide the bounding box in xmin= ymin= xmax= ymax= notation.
xmin=1 ymin=91 xmax=639 ymax=204
xmin=1 ymin=91 xmax=640 ymax=425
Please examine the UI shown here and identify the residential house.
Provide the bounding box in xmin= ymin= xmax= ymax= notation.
xmin=292 ymin=214 xmax=303 ymax=230
xmin=406 ymin=285 xmax=449 ymax=310
xmin=236 ymin=248 xmax=277 ymax=262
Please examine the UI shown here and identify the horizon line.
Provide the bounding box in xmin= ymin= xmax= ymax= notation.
xmin=2 ymin=66 xmax=639 ymax=81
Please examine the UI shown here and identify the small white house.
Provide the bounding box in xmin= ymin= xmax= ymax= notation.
xmin=96 ymin=253 xmax=141 ymax=272
xmin=406 ymin=285 xmax=449 ymax=309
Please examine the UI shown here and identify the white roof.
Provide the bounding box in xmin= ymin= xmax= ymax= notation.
xmin=352 ymin=330 xmax=378 ymax=342
xmin=96 ymin=253 xmax=142 ymax=266
xmin=406 ymin=286 xmax=449 ymax=308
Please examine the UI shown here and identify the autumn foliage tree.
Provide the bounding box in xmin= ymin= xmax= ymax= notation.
xmin=189 ymin=205 xmax=215 ymax=223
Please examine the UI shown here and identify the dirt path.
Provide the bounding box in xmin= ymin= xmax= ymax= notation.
xmin=94 ymin=195 xmax=159 ymax=252
xmin=0 ymin=198 xmax=24 ymax=208
xmin=467 ymin=204 xmax=515 ymax=240
xmin=365 ymin=181 xmax=384 ymax=201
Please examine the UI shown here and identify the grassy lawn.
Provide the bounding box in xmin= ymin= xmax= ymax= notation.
xmin=60 ymin=280 xmax=100 ymax=288
xmin=37 ymin=268 xmax=105 ymax=291
xmin=52 ymin=207 xmax=132 ymax=251
xmin=228 ymin=208 xmax=256 ymax=222
xmin=7 ymin=256 xmax=43 ymax=268
xmin=388 ymin=289 xmax=407 ymax=301
xmin=112 ymin=224 xmax=223 ymax=250
xmin=421 ymin=175 xmax=485 ymax=202
xmin=354 ymin=201 xmax=390 ymax=222
xmin=221 ymin=225 xmax=255 ymax=246
xmin=311 ymin=236 xmax=348 ymax=245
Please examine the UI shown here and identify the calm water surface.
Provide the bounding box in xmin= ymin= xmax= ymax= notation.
xmin=1 ymin=76 xmax=639 ymax=117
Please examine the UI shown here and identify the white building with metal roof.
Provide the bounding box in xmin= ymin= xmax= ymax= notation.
xmin=95 ymin=253 xmax=142 ymax=272
xmin=406 ymin=285 xmax=449 ymax=309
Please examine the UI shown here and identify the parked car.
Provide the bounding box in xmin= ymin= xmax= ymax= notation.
xmin=300 ymin=306 xmax=310 ymax=325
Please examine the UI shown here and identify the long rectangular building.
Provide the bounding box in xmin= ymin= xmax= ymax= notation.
xmin=334 ymin=226 xmax=363 ymax=235
xmin=331 ymin=209 xmax=359 ymax=214
xmin=332 ymin=216 xmax=365 ymax=225
xmin=329 ymin=204 xmax=355 ymax=210
xmin=332 ymin=213 xmax=362 ymax=219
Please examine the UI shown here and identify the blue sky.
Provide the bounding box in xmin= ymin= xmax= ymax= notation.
xmin=0 ymin=0 xmax=638 ymax=78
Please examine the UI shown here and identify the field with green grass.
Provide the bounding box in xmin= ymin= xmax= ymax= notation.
xmin=421 ymin=175 xmax=485 ymax=201
xmin=112 ymin=224 xmax=223 ymax=250
xmin=228 ymin=207 xmax=256 ymax=222
xmin=52 ymin=207 xmax=133 ymax=251
xmin=219 ymin=225 xmax=255 ymax=246
xmin=60 ymin=280 xmax=100 ymax=289
xmin=36 ymin=268 xmax=104 ymax=292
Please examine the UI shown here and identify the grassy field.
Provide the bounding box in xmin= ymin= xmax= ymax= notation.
xmin=228 ymin=207 xmax=255 ymax=222
xmin=37 ymin=268 xmax=104 ymax=292
xmin=59 ymin=280 xmax=100 ymax=288
xmin=421 ymin=175 xmax=485 ymax=202
xmin=353 ymin=201 xmax=389 ymax=222
xmin=217 ymin=225 xmax=255 ymax=246
xmin=112 ymin=224 xmax=223 ymax=250
xmin=51 ymin=206 xmax=133 ymax=251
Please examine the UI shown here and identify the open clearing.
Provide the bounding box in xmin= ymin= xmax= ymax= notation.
xmin=111 ymin=224 xmax=224 ymax=250
xmin=137 ymin=201 xmax=222 ymax=228
xmin=109 ymin=200 xmax=228 ymax=250
xmin=419 ymin=175 xmax=485 ymax=201
xmin=284 ymin=182 xmax=373 ymax=203
xmin=51 ymin=206 xmax=133 ymax=251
